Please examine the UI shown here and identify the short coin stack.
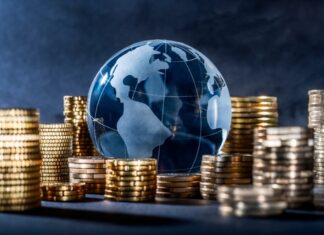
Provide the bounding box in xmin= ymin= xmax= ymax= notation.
xmin=222 ymin=96 xmax=278 ymax=154
xmin=40 ymin=124 xmax=72 ymax=184
xmin=41 ymin=182 xmax=86 ymax=202
xmin=105 ymin=159 xmax=157 ymax=202
xmin=0 ymin=108 xmax=41 ymax=211
xmin=156 ymin=173 xmax=201 ymax=199
xmin=308 ymin=89 xmax=324 ymax=128
xmin=217 ymin=185 xmax=287 ymax=217
xmin=63 ymin=96 xmax=98 ymax=156
xmin=200 ymin=154 xmax=253 ymax=201
xmin=68 ymin=157 xmax=106 ymax=194
xmin=253 ymin=127 xmax=314 ymax=208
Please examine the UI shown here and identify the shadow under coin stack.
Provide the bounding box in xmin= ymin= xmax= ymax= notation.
xmin=222 ymin=96 xmax=278 ymax=154
xmin=200 ymin=154 xmax=253 ymax=201
xmin=41 ymin=182 xmax=86 ymax=202
xmin=40 ymin=124 xmax=72 ymax=184
xmin=253 ymin=127 xmax=314 ymax=208
xmin=0 ymin=108 xmax=41 ymax=211
xmin=68 ymin=157 xmax=106 ymax=194
xmin=63 ymin=96 xmax=98 ymax=156
xmin=217 ymin=185 xmax=287 ymax=217
xmin=105 ymin=159 xmax=157 ymax=202
xmin=156 ymin=173 xmax=201 ymax=200
xmin=308 ymin=90 xmax=324 ymax=207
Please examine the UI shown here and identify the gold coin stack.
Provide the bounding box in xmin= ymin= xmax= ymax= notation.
xmin=200 ymin=154 xmax=253 ymax=200
xmin=63 ymin=96 xmax=98 ymax=156
xmin=217 ymin=185 xmax=287 ymax=217
xmin=105 ymin=159 xmax=157 ymax=202
xmin=308 ymin=89 xmax=324 ymax=128
xmin=0 ymin=108 xmax=41 ymax=211
xmin=41 ymin=182 xmax=86 ymax=202
xmin=68 ymin=157 xmax=106 ymax=194
xmin=253 ymin=127 xmax=313 ymax=208
xmin=40 ymin=124 xmax=72 ymax=184
xmin=156 ymin=173 xmax=201 ymax=199
xmin=222 ymin=96 xmax=278 ymax=154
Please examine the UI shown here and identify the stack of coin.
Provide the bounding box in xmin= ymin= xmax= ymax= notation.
xmin=217 ymin=185 xmax=287 ymax=217
xmin=41 ymin=182 xmax=86 ymax=202
xmin=200 ymin=154 xmax=253 ymax=200
xmin=156 ymin=173 xmax=201 ymax=199
xmin=63 ymin=96 xmax=98 ymax=156
xmin=253 ymin=127 xmax=314 ymax=208
xmin=105 ymin=159 xmax=157 ymax=202
xmin=68 ymin=157 xmax=105 ymax=194
xmin=0 ymin=108 xmax=41 ymax=211
xmin=308 ymin=89 xmax=324 ymax=128
xmin=222 ymin=96 xmax=278 ymax=154
xmin=40 ymin=124 xmax=72 ymax=184
xmin=313 ymin=125 xmax=324 ymax=207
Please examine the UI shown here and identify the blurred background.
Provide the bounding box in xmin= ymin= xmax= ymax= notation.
xmin=0 ymin=0 xmax=323 ymax=125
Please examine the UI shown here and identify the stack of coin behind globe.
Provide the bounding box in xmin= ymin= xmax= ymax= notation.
xmin=68 ymin=157 xmax=105 ymax=194
xmin=253 ymin=127 xmax=313 ymax=208
xmin=313 ymin=126 xmax=324 ymax=207
xmin=308 ymin=89 xmax=324 ymax=128
xmin=40 ymin=124 xmax=72 ymax=184
xmin=217 ymin=185 xmax=287 ymax=217
xmin=156 ymin=173 xmax=201 ymax=199
xmin=200 ymin=154 xmax=253 ymax=200
xmin=308 ymin=89 xmax=324 ymax=207
xmin=222 ymin=96 xmax=278 ymax=154
xmin=0 ymin=108 xmax=41 ymax=211
xmin=41 ymin=182 xmax=86 ymax=202
xmin=105 ymin=159 xmax=157 ymax=202
xmin=63 ymin=96 xmax=98 ymax=156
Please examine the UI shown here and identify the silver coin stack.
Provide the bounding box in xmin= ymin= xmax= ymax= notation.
xmin=217 ymin=185 xmax=287 ymax=217
xmin=308 ymin=90 xmax=324 ymax=208
xmin=200 ymin=154 xmax=253 ymax=200
xmin=253 ymin=127 xmax=313 ymax=208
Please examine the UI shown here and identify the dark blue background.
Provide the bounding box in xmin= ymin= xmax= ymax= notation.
xmin=0 ymin=0 xmax=323 ymax=125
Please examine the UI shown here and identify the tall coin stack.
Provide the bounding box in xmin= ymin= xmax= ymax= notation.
xmin=308 ymin=89 xmax=324 ymax=207
xmin=63 ymin=96 xmax=98 ymax=156
xmin=308 ymin=89 xmax=324 ymax=128
xmin=217 ymin=185 xmax=287 ymax=217
xmin=40 ymin=124 xmax=72 ymax=184
xmin=200 ymin=154 xmax=253 ymax=200
xmin=156 ymin=173 xmax=201 ymax=199
xmin=0 ymin=108 xmax=41 ymax=211
xmin=253 ymin=127 xmax=314 ymax=208
xmin=222 ymin=96 xmax=278 ymax=154
xmin=68 ymin=157 xmax=106 ymax=194
xmin=105 ymin=159 xmax=157 ymax=202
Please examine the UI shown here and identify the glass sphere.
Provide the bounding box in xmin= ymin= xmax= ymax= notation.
xmin=87 ymin=39 xmax=231 ymax=173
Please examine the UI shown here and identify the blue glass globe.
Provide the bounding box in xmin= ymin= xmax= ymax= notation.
xmin=87 ymin=39 xmax=231 ymax=173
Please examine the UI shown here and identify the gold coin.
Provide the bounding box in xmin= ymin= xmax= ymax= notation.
xmin=69 ymin=168 xmax=105 ymax=174
xmin=69 ymin=178 xmax=105 ymax=183
xmin=0 ymin=108 xmax=39 ymax=116
xmin=0 ymin=159 xmax=41 ymax=167
xmin=0 ymin=190 xmax=40 ymax=200
xmin=106 ymin=175 xmax=156 ymax=182
xmin=68 ymin=156 xmax=105 ymax=164
xmin=0 ymin=183 xmax=40 ymax=193
xmin=0 ymin=177 xmax=40 ymax=186
xmin=105 ymin=189 xmax=155 ymax=197
xmin=106 ymin=158 xmax=156 ymax=166
xmin=107 ymin=169 xmax=156 ymax=177
xmin=106 ymin=184 xmax=156 ymax=192
xmin=231 ymin=96 xmax=277 ymax=103
xmin=157 ymin=173 xmax=201 ymax=182
xmin=68 ymin=163 xmax=105 ymax=169
xmin=70 ymin=173 xmax=105 ymax=179
xmin=106 ymin=180 xmax=156 ymax=187
xmin=46 ymin=195 xmax=85 ymax=202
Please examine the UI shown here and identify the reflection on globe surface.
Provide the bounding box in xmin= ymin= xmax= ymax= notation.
xmin=87 ymin=39 xmax=231 ymax=173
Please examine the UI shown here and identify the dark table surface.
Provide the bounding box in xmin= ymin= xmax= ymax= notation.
xmin=1 ymin=194 xmax=324 ymax=235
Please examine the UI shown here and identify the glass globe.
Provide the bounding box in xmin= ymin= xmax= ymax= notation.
xmin=87 ymin=39 xmax=231 ymax=173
